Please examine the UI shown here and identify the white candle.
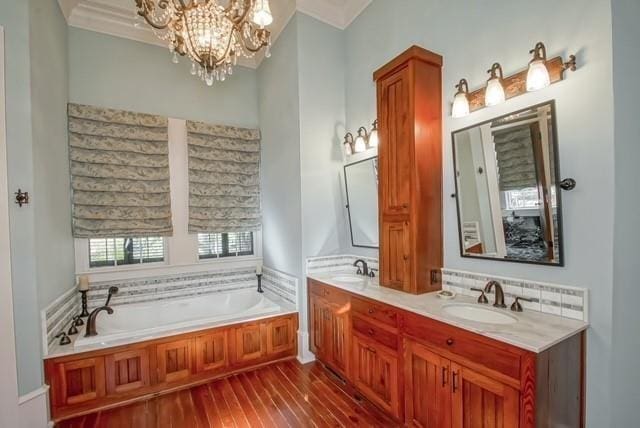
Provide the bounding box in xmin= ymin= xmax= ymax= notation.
xmin=78 ymin=275 xmax=90 ymax=291
xmin=256 ymin=262 xmax=263 ymax=275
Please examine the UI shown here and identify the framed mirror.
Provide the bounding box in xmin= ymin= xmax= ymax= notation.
xmin=452 ymin=101 xmax=565 ymax=266
xmin=344 ymin=157 xmax=379 ymax=248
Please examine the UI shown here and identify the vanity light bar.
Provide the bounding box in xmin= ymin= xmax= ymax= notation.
xmin=451 ymin=42 xmax=577 ymax=117
xmin=344 ymin=120 xmax=378 ymax=156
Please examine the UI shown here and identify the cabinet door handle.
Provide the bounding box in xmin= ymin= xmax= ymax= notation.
xmin=402 ymin=203 xmax=408 ymax=209
xmin=441 ymin=367 xmax=448 ymax=387
xmin=403 ymin=255 xmax=409 ymax=261
xmin=367 ymin=328 xmax=375 ymax=336
xmin=366 ymin=347 xmax=377 ymax=354
xmin=452 ymin=371 xmax=459 ymax=393
xmin=368 ymin=308 xmax=375 ymax=314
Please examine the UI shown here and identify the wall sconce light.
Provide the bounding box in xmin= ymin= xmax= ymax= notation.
xmin=354 ymin=127 xmax=368 ymax=153
xmin=368 ymin=120 xmax=379 ymax=148
xmin=452 ymin=79 xmax=470 ymax=118
xmin=485 ymin=63 xmax=506 ymax=107
xmin=452 ymin=42 xmax=577 ymax=117
xmin=526 ymin=42 xmax=551 ymax=91
xmin=343 ymin=133 xmax=355 ymax=156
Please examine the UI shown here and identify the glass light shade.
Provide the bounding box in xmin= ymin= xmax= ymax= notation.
xmin=526 ymin=60 xmax=551 ymax=92
xmin=354 ymin=135 xmax=367 ymax=153
xmin=451 ymin=92 xmax=470 ymax=118
xmin=253 ymin=0 xmax=273 ymax=27
xmin=485 ymin=78 xmax=506 ymax=106
xmin=368 ymin=129 xmax=379 ymax=147
xmin=344 ymin=141 xmax=353 ymax=156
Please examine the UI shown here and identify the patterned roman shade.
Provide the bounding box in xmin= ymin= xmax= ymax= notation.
xmin=68 ymin=103 xmax=172 ymax=238
xmin=187 ymin=121 xmax=261 ymax=233
xmin=493 ymin=125 xmax=538 ymax=191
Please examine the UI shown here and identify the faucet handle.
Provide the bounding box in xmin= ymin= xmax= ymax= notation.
xmin=368 ymin=268 xmax=378 ymax=278
xmin=55 ymin=332 xmax=71 ymax=346
xmin=510 ymin=296 xmax=532 ymax=312
xmin=471 ymin=287 xmax=489 ymax=304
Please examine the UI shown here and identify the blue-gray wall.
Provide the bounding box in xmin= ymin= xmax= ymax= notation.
xmin=345 ymin=1 xmax=615 ymax=425
xmin=258 ymin=15 xmax=303 ymax=280
xmin=611 ymin=0 xmax=640 ymax=425
xmin=68 ymin=28 xmax=259 ymax=128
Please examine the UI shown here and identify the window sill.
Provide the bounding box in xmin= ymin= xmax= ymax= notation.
xmin=76 ymin=256 xmax=263 ymax=283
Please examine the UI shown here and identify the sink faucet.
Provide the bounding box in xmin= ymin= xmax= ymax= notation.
xmin=85 ymin=286 xmax=118 ymax=337
xmin=353 ymin=259 xmax=369 ymax=276
xmin=483 ymin=281 xmax=507 ymax=308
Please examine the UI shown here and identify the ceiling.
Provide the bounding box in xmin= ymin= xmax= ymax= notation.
xmin=58 ymin=0 xmax=371 ymax=69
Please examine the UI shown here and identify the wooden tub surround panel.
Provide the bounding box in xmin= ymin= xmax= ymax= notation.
xmin=45 ymin=313 xmax=298 ymax=423
xmin=308 ymin=278 xmax=585 ymax=428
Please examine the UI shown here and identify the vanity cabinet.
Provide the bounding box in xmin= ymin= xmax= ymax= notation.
xmin=308 ymin=279 xmax=585 ymax=428
xmin=374 ymin=46 xmax=444 ymax=295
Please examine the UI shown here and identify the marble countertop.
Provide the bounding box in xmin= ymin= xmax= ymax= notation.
xmin=308 ymin=271 xmax=588 ymax=353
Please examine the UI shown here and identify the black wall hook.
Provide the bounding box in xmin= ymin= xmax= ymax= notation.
xmin=560 ymin=178 xmax=576 ymax=191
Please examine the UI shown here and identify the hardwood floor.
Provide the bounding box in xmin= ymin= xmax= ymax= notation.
xmin=57 ymin=361 xmax=399 ymax=428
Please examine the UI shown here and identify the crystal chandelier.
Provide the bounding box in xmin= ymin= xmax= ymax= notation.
xmin=135 ymin=0 xmax=273 ymax=85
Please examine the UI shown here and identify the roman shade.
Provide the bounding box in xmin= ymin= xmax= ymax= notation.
xmin=493 ymin=125 xmax=538 ymax=191
xmin=68 ymin=103 xmax=172 ymax=238
xmin=187 ymin=121 xmax=261 ymax=233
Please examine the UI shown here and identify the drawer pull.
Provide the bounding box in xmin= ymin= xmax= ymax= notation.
xmin=446 ymin=338 xmax=454 ymax=346
xmin=367 ymin=328 xmax=375 ymax=336
xmin=368 ymin=308 xmax=375 ymax=314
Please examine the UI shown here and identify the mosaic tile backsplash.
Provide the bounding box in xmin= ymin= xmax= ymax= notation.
xmin=442 ymin=268 xmax=588 ymax=322
xmin=42 ymin=287 xmax=80 ymax=352
xmin=306 ymin=255 xmax=379 ymax=275
xmin=262 ymin=267 xmax=298 ymax=306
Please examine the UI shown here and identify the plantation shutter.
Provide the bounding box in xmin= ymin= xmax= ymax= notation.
xmin=187 ymin=121 xmax=261 ymax=233
xmin=493 ymin=125 xmax=538 ymax=191
xmin=68 ymin=103 xmax=172 ymax=238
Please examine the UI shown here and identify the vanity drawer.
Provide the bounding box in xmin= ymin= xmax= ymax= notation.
xmin=351 ymin=296 xmax=399 ymax=328
xmin=308 ymin=279 xmax=349 ymax=304
xmin=352 ymin=315 xmax=398 ymax=352
xmin=403 ymin=311 xmax=521 ymax=380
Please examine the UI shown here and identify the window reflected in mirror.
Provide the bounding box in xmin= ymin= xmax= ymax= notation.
xmin=452 ymin=101 xmax=564 ymax=266
xmin=344 ymin=157 xmax=379 ymax=248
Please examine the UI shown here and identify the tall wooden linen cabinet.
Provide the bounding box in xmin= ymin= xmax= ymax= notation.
xmin=374 ymin=46 xmax=443 ymax=294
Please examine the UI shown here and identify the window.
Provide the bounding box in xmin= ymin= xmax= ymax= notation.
xmin=89 ymin=237 xmax=165 ymax=268
xmin=503 ymin=188 xmax=541 ymax=210
xmin=198 ymin=232 xmax=254 ymax=260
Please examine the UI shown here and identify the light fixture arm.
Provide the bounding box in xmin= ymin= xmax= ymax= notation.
xmin=455 ymin=78 xmax=469 ymax=96
xmin=529 ymin=41 xmax=547 ymax=63
xmin=487 ymin=63 xmax=504 ymax=81
xmin=563 ymin=54 xmax=577 ymax=72
xmin=357 ymin=126 xmax=369 ymax=139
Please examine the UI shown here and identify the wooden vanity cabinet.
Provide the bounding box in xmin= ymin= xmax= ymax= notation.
xmin=308 ymin=280 xmax=585 ymax=428
xmin=375 ymin=46 xmax=444 ymax=295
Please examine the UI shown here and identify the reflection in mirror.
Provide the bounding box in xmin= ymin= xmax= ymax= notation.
xmin=452 ymin=101 xmax=564 ymax=265
xmin=344 ymin=157 xmax=379 ymax=248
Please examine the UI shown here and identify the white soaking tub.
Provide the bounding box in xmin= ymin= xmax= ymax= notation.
xmin=74 ymin=288 xmax=282 ymax=350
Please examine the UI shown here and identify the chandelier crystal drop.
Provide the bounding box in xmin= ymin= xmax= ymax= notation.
xmin=135 ymin=0 xmax=273 ymax=85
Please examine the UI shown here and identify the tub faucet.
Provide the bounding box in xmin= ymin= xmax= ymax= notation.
xmin=85 ymin=306 xmax=113 ymax=337
xmin=353 ymin=259 xmax=369 ymax=276
xmin=484 ymin=281 xmax=507 ymax=308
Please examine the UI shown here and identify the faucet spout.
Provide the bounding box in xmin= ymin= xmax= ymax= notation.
xmin=484 ymin=281 xmax=507 ymax=308
xmin=85 ymin=306 xmax=114 ymax=337
xmin=353 ymin=259 xmax=369 ymax=276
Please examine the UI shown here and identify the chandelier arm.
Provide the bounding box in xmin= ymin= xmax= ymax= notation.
xmin=240 ymin=25 xmax=269 ymax=52
xmin=227 ymin=0 xmax=255 ymax=25
xmin=181 ymin=15 xmax=207 ymax=68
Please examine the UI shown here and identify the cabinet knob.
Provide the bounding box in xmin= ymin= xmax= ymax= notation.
xmin=402 ymin=203 xmax=408 ymax=208
xmin=368 ymin=308 xmax=375 ymax=314
xmin=446 ymin=338 xmax=454 ymax=346
xmin=368 ymin=329 xmax=375 ymax=336
xmin=403 ymin=255 xmax=409 ymax=261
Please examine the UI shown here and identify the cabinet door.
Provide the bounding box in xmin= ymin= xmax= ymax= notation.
xmin=310 ymin=295 xmax=330 ymax=359
xmin=267 ymin=316 xmax=295 ymax=355
xmin=451 ymin=363 xmax=519 ymax=428
xmin=404 ymin=340 xmax=451 ymax=428
xmin=381 ymin=220 xmax=412 ymax=290
xmin=329 ymin=304 xmax=350 ymax=377
xmin=53 ymin=357 xmax=106 ymax=406
xmin=105 ymin=349 xmax=150 ymax=395
xmin=195 ymin=330 xmax=228 ymax=373
xmin=352 ymin=334 xmax=401 ymax=419
xmin=156 ymin=339 xmax=192 ymax=384
xmin=378 ymin=67 xmax=413 ymax=216
xmin=235 ymin=322 xmax=266 ymax=363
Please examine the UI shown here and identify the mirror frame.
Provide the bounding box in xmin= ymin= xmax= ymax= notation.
xmin=451 ymin=100 xmax=565 ymax=267
xmin=344 ymin=156 xmax=379 ymax=249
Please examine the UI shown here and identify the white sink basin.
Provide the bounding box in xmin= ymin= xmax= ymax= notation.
xmin=332 ymin=275 xmax=364 ymax=283
xmin=443 ymin=304 xmax=517 ymax=325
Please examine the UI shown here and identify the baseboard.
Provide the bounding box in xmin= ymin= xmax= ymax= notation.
xmin=17 ymin=385 xmax=50 ymax=428
xmin=297 ymin=330 xmax=316 ymax=364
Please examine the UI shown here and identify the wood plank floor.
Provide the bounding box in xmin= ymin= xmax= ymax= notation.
xmin=58 ymin=361 xmax=399 ymax=428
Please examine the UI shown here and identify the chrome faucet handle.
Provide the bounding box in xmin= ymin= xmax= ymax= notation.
xmin=510 ymin=296 xmax=532 ymax=312
xmin=471 ymin=287 xmax=489 ymax=304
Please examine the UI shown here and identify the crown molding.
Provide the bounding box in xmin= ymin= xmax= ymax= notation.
xmin=296 ymin=0 xmax=371 ymax=30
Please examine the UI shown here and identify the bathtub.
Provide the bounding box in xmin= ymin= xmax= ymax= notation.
xmin=74 ymin=288 xmax=283 ymax=350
